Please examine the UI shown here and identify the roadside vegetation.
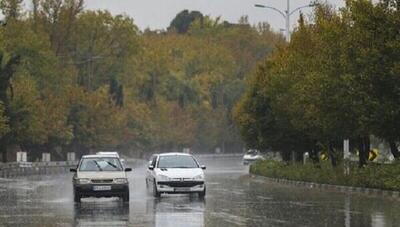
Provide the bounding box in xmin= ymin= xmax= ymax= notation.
xmin=234 ymin=0 xmax=400 ymax=168
xmin=251 ymin=160 xmax=400 ymax=191
xmin=0 ymin=0 xmax=284 ymax=161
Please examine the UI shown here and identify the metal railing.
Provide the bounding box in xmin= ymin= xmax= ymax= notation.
xmin=0 ymin=161 xmax=78 ymax=178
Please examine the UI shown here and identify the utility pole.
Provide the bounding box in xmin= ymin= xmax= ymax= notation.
xmin=255 ymin=1 xmax=318 ymax=42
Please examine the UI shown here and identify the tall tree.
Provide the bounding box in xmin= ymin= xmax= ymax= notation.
xmin=168 ymin=10 xmax=203 ymax=34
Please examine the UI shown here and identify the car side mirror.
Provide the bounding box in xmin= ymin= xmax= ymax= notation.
xmin=125 ymin=168 xmax=132 ymax=172
xmin=70 ymin=168 xmax=77 ymax=172
xmin=200 ymin=165 xmax=206 ymax=170
xmin=148 ymin=165 xmax=154 ymax=170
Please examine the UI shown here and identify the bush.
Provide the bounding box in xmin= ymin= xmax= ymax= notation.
xmin=250 ymin=160 xmax=400 ymax=191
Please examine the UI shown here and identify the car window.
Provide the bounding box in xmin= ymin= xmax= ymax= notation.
xmin=79 ymin=157 xmax=123 ymax=171
xmin=151 ymin=155 xmax=157 ymax=167
xmin=157 ymin=155 xmax=199 ymax=168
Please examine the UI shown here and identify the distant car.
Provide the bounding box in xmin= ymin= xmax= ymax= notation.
xmin=70 ymin=154 xmax=132 ymax=203
xmin=243 ymin=149 xmax=264 ymax=165
xmin=96 ymin=151 xmax=120 ymax=158
xmin=145 ymin=153 xmax=206 ymax=198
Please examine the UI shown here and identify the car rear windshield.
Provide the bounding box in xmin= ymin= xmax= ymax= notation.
xmin=157 ymin=155 xmax=199 ymax=168
xmin=79 ymin=157 xmax=123 ymax=171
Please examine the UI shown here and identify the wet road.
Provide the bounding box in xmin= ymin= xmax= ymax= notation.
xmin=0 ymin=156 xmax=399 ymax=227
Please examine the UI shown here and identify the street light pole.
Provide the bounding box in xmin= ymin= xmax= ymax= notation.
xmin=255 ymin=1 xmax=318 ymax=42
xmin=285 ymin=0 xmax=290 ymax=42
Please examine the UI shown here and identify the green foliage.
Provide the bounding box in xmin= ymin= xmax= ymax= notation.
xmin=0 ymin=2 xmax=283 ymax=159
xmin=234 ymin=0 xmax=400 ymax=163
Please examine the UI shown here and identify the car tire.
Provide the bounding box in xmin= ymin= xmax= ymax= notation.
xmin=153 ymin=180 xmax=161 ymax=198
xmin=74 ymin=190 xmax=81 ymax=203
xmin=122 ymin=190 xmax=130 ymax=202
xmin=198 ymin=187 xmax=206 ymax=198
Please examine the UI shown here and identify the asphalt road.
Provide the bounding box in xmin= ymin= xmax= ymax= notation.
xmin=0 ymin=156 xmax=399 ymax=227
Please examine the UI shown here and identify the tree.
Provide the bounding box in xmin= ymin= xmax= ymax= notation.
xmin=345 ymin=0 xmax=400 ymax=160
xmin=168 ymin=10 xmax=203 ymax=34
xmin=33 ymin=0 xmax=84 ymax=55
xmin=0 ymin=0 xmax=23 ymax=20
xmin=73 ymin=10 xmax=140 ymax=90
xmin=0 ymin=2 xmax=284 ymax=159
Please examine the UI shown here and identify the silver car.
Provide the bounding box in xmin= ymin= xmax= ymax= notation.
xmin=70 ymin=154 xmax=132 ymax=202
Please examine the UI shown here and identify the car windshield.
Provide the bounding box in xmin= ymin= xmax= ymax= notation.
xmin=247 ymin=150 xmax=258 ymax=156
xmin=79 ymin=157 xmax=123 ymax=171
xmin=157 ymin=155 xmax=199 ymax=168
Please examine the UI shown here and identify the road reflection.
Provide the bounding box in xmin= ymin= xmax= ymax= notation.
xmin=73 ymin=195 xmax=205 ymax=227
xmin=74 ymin=199 xmax=129 ymax=227
xmin=150 ymin=196 xmax=205 ymax=227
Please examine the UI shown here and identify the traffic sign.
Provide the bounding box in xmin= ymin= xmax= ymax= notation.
xmin=368 ymin=149 xmax=378 ymax=162
xmin=320 ymin=152 xmax=329 ymax=161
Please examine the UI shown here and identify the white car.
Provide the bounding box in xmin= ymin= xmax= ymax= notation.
xmin=145 ymin=153 xmax=206 ymax=198
xmin=243 ymin=149 xmax=264 ymax=165
xmin=70 ymin=154 xmax=132 ymax=202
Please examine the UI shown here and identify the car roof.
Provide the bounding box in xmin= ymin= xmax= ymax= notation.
xmin=158 ymin=152 xmax=192 ymax=157
xmin=82 ymin=154 xmax=120 ymax=159
xmin=96 ymin=151 xmax=119 ymax=155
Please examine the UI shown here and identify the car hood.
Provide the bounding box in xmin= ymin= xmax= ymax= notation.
xmin=155 ymin=168 xmax=204 ymax=178
xmin=77 ymin=171 xmax=126 ymax=179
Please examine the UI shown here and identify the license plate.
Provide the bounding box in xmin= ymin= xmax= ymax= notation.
xmin=175 ymin=187 xmax=190 ymax=192
xmin=93 ymin=185 xmax=111 ymax=191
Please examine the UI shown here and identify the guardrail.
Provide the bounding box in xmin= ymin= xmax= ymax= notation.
xmin=0 ymin=154 xmax=241 ymax=179
xmin=0 ymin=161 xmax=78 ymax=178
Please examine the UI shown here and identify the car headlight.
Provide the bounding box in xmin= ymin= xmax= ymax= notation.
xmin=193 ymin=174 xmax=204 ymax=180
xmin=158 ymin=174 xmax=170 ymax=181
xmin=114 ymin=178 xmax=128 ymax=184
xmin=76 ymin=178 xmax=91 ymax=184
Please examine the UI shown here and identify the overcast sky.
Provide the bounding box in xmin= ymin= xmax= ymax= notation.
xmin=34 ymin=0 xmax=346 ymax=33
xmin=82 ymin=0 xmax=345 ymax=33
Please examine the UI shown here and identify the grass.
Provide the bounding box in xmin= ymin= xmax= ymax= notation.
xmin=250 ymin=160 xmax=400 ymax=191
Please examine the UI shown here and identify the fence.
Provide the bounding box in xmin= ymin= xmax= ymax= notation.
xmin=0 ymin=161 xmax=78 ymax=178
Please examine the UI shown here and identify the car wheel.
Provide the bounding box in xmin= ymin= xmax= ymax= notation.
xmin=153 ymin=180 xmax=161 ymax=198
xmin=198 ymin=187 xmax=206 ymax=198
xmin=122 ymin=190 xmax=130 ymax=202
xmin=74 ymin=190 xmax=81 ymax=203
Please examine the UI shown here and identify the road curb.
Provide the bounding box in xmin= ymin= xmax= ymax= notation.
xmin=250 ymin=174 xmax=400 ymax=201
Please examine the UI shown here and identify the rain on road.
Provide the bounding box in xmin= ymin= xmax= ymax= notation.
xmin=0 ymin=156 xmax=399 ymax=227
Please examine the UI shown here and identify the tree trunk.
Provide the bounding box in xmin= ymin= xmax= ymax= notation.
xmin=389 ymin=141 xmax=400 ymax=160
xmin=281 ymin=150 xmax=291 ymax=162
xmin=309 ymin=141 xmax=320 ymax=166
xmin=310 ymin=149 xmax=320 ymax=164
xmin=358 ymin=136 xmax=369 ymax=168
xmin=328 ymin=142 xmax=337 ymax=167
xmin=0 ymin=141 xmax=6 ymax=162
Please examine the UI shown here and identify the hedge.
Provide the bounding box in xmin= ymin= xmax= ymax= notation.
xmin=250 ymin=160 xmax=400 ymax=191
